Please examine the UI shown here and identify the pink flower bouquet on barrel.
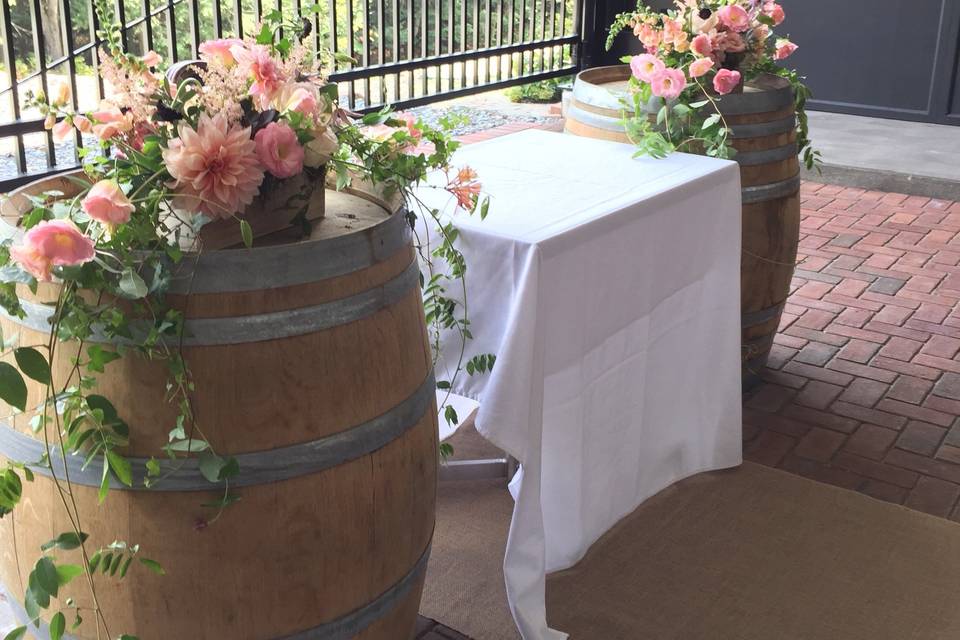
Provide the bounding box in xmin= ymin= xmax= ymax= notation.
xmin=607 ymin=0 xmax=818 ymax=167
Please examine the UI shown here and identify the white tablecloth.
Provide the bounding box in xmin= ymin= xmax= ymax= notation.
xmin=420 ymin=130 xmax=743 ymax=640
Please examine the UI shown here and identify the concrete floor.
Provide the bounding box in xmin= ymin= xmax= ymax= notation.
xmin=805 ymin=111 xmax=960 ymax=200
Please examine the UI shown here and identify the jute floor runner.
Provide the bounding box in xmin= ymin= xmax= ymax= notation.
xmin=421 ymin=462 xmax=960 ymax=640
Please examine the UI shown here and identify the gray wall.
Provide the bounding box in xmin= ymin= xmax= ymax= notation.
xmin=591 ymin=0 xmax=960 ymax=125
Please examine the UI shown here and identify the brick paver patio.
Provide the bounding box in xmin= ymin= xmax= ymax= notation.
xmin=745 ymin=182 xmax=960 ymax=520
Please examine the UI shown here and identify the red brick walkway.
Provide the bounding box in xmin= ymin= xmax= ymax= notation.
xmin=745 ymin=182 xmax=960 ymax=520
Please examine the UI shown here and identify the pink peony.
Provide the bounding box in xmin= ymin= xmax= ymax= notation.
xmin=51 ymin=119 xmax=73 ymax=143
xmin=763 ymin=2 xmax=785 ymax=26
xmin=650 ymin=68 xmax=687 ymax=100
xmin=774 ymin=39 xmax=798 ymax=60
xmin=82 ymin=180 xmax=134 ymax=227
xmin=10 ymin=220 xmax=95 ymax=281
xmin=163 ymin=112 xmax=265 ymax=218
xmin=717 ymin=5 xmax=750 ymax=32
xmin=231 ymin=44 xmax=285 ymax=106
xmin=630 ymin=54 xmax=666 ymax=83
xmin=689 ymin=57 xmax=715 ymax=79
xmin=713 ymin=68 xmax=742 ymax=95
xmin=691 ymin=33 xmax=713 ymax=57
xmin=199 ymin=38 xmax=244 ymax=67
xmin=254 ymin=121 xmax=305 ymax=179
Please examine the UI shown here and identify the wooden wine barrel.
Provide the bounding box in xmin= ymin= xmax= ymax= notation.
xmin=0 ymin=175 xmax=437 ymax=639
xmin=564 ymin=66 xmax=634 ymax=143
xmin=565 ymin=66 xmax=800 ymax=390
xmin=717 ymin=75 xmax=800 ymax=389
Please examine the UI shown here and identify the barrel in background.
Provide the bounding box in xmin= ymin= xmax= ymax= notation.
xmin=0 ymin=179 xmax=437 ymax=640
xmin=564 ymin=66 xmax=801 ymax=390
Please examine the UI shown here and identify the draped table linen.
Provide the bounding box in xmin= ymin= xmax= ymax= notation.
xmin=420 ymin=130 xmax=743 ymax=639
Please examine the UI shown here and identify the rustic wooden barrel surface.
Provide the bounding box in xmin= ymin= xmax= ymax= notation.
xmin=564 ymin=66 xmax=634 ymax=144
xmin=717 ymin=74 xmax=800 ymax=388
xmin=564 ymin=66 xmax=800 ymax=390
xmin=0 ymin=176 xmax=437 ymax=639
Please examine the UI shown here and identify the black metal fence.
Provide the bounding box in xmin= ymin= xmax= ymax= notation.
xmin=0 ymin=0 xmax=585 ymax=191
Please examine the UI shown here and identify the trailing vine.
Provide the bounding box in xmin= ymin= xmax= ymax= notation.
xmin=0 ymin=4 xmax=492 ymax=639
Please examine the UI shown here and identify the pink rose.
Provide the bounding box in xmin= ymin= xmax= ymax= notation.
xmin=775 ymin=39 xmax=798 ymax=60
xmin=717 ymin=5 xmax=750 ymax=32
xmin=82 ymin=180 xmax=135 ymax=227
xmin=691 ymin=33 xmax=713 ymax=57
xmin=254 ymin=121 xmax=305 ymax=179
xmin=715 ymin=31 xmax=746 ymax=53
xmin=650 ymin=68 xmax=686 ymax=100
xmin=277 ymin=83 xmax=319 ymax=117
xmin=10 ymin=220 xmax=95 ymax=282
xmin=199 ymin=38 xmax=245 ymax=67
xmin=141 ymin=50 xmax=162 ymax=67
xmin=689 ymin=58 xmax=715 ymax=79
xmin=763 ymin=2 xmax=785 ymax=26
xmin=713 ymin=68 xmax=742 ymax=95
xmin=51 ymin=119 xmax=73 ymax=143
xmin=630 ymin=54 xmax=666 ymax=83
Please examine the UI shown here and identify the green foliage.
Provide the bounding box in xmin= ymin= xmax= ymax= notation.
xmin=505 ymin=77 xmax=568 ymax=104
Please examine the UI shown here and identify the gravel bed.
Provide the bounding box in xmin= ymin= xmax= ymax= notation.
xmin=410 ymin=105 xmax=561 ymax=136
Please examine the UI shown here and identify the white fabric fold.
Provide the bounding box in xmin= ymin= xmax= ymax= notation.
xmin=421 ymin=130 xmax=743 ymax=639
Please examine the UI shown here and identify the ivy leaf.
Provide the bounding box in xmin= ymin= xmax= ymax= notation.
xmin=118 ymin=269 xmax=148 ymax=299
xmin=138 ymin=558 xmax=165 ymax=576
xmin=49 ymin=612 xmax=65 ymax=640
xmin=14 ymin=347 xmax=49 ymax=384
xmin=0 ymin=362 xmax=27 ymax=411
xmin=240 ymin=220 xmax=253 ymax=248
xmin=198 ymin=451 xmax=224 ymax=483
xmin=86 ymin=345 xmax=121 ymax=373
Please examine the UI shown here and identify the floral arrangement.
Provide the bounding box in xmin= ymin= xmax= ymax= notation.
xmin=0 ymin=3 xmax=488 ymax=639
xmin=607 ymin=0 xmax=819 ymax=168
